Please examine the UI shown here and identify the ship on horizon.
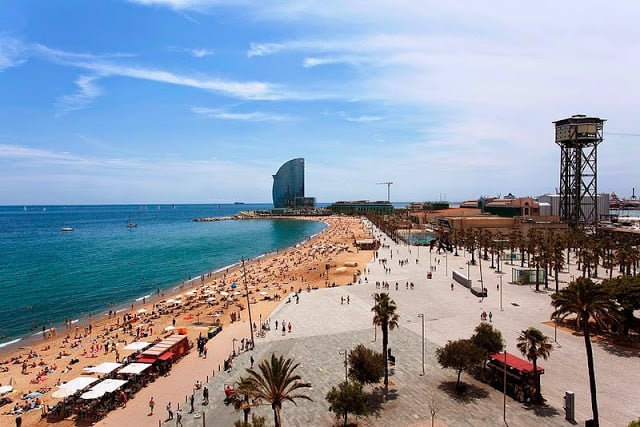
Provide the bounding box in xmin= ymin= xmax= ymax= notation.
xmin=610 ymin=189 xmax=640 ymax=210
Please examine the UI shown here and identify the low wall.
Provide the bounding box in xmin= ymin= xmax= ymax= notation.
xmin=452 ymin=270 xmax=471 ymax=287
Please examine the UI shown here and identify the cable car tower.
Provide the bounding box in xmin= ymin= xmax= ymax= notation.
xmin=554 ymin=114 xmax=605 ymax=229
xmin=377 ymin=181 xmax=393 ymax=202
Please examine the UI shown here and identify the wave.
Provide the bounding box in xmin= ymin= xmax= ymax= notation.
xmin=0 ymin=338 xmax=22 ymax=348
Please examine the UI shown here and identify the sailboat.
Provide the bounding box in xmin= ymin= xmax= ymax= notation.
xmin=126 ymin=214 xmax=137 ymax=229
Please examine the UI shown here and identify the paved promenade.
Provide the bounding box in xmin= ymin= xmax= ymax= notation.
xmin=99 ymin=225 xmax=640 ymax=427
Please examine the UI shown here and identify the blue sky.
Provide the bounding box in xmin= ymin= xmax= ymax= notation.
xmin=1 ymin=1 xmax=639 ymax=205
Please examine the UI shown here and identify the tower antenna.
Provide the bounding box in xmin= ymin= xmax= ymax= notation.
xmin=376 ymin=182 xmax=393 ymax=202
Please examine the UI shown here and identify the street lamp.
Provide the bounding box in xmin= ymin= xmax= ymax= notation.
xmin=338 ymin=350 xmax=348 ymax=382
xmin=503 ymin=350 xmax=507 ymax=424
xmin=417 ymin=314 xmax=425 ymax=376
xmin=241 ymin=258 xmax=255 ymax=350
xmin=499 ymin=275 xmax=503 ymax=311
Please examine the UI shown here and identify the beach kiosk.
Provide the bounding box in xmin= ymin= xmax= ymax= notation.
xmin=487 ymin=352 xmax=544 ymax=403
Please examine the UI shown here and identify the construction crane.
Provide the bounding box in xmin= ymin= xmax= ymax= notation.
xmin=376 ymin=181 xmax=393 ymax=202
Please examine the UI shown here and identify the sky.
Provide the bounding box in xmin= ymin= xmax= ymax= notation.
xmin=1 ymin=1 xmax=639 ymax=205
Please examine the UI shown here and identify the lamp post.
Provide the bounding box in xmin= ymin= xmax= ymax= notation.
xmin=338 ymin=349 xmax=349 ymax=426
xmin=241 ymin=258 xmax=254 ymax=350
xmin=499 ymin=275 xmax=503 ymax=311
xmin=503 ymin=350 xmax=507 ymax=424
xmin=338 ymin=349 xmax=348 ymax=382
xmin=445 ymin=250 xmax=448 ymax=276
xmin=418 ymin=314 xmax=425 ymax=376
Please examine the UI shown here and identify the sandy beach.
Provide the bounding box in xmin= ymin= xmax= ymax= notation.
xmin=0 ymin=216 xmax=374 ymax=426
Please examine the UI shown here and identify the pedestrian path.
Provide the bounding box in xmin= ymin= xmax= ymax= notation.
xmin=100 ymin=226 xmax=640 ymax=426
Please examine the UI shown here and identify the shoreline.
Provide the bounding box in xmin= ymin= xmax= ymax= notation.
xmin=0 ymin=216 xmax=374 ymax=425
xmin=0 ymin=218 xmax=329 ymax=353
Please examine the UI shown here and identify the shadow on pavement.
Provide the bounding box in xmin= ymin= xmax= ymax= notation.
xmin=523 ymin=401 xmax=562 ymax=418
xmin=437 ymin=380 xmax=489 ymax=403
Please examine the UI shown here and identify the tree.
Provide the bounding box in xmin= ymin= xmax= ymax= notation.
xmin=470 ymin=322 xmax=504 ymax=369
xmin=348 ymin=344 xmax=384 ymax=385
xmin=236 ymin=353 xmax=312 ymax=427
xmin=326 ymin=380 xmax=368 ymax=426
xmin=234 ymin=414 xmax=267 ymax=427
xmin=516 ymin=327 xmax=553 ymax=403
xmin=371 ymin=292 xmax=400 ymax=391
xmin=551 ymin=277 xmax=622 ymax=427
xmin=601 ymin=275 xmax=640 ymax=336
xmin=436 ymin=339 xmax=484 ymax=393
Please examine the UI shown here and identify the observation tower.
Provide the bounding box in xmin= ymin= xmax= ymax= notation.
xmin=554 ymin=114 xmax=605 ymax=228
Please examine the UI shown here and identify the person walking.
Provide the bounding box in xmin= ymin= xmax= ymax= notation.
xmin=166 ymin=402 xmax=173 ymax=420
xmin=190 ymin=394 xmax=195 ymax=413
xmin=203 ymin=386 xmax=209 ymax=405
xmin=282 ymin=323 xmax=286 ymax=336
xmin=15 ymin=415 xmax=22 ymax=427
xmin=489 ymin=311 xmax=493 ymax=322
xmin=148 ymin=397 xmax=155 ymax=415
xmin=250 ymin=355 xmax=254 ymax=368
xmin=176 ymin=410 xmax=183 ymax=427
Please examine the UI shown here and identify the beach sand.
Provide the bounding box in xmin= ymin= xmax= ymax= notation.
xmin=0 ymin=216 xmax=374 ymax=426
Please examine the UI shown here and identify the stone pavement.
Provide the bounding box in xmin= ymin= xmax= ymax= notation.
xmin=101 ymin=223 xmax=640 ymax=427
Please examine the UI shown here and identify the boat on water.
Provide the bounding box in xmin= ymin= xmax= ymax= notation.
xmin=127 ymin=213 xmax=138 ymax=229
xmin=60 ymin=226 xmax=74 ymax=232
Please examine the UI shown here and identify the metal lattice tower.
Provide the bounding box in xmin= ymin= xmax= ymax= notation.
xmin=554 ymin=114 xmax=605 ymax=228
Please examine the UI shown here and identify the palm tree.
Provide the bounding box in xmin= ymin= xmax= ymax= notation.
xmin=372 ymin=292 xmax=400 ymax=391
xmin=551 ymin=278 xmax=621 ymax=427
xmin=516 ymin=327 xmax=553 ymax=403
xmin=236 ymin=353 xmax=312 ymax=427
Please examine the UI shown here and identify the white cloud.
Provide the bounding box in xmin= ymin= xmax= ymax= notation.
xmin=33 ymin=43 xmax=336 ymax=102
xmin=191 ymin=106 xmax=292 ymax=122
xmin=190 ymin=48 xmax=214 ymax=58
xmin=0 ymin=37 xmax=27 ymax=71
xmin=55 ymin=75 xmax=103 ymax=115
xmin=337 ymin=112 xmax=382 ymax=123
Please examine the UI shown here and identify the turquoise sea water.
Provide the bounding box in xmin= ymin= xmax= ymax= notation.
xmin=0 ymin=204 xmax=326 ymax=348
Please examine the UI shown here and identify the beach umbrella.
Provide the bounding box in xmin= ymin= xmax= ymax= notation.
xmin=23 ymin=391 xmax=43 ymax=399
xmin=164 ymin=325 xmax=176 ymax=331
xmin=233 ymin=291 xmax=241 ymax=296
xmin=137 ymin=308 xmax=147 ymax=314
xmin=52 ymin=388 xmax=75 ymax=399
xmin=80 ymin=389 xmax=104 ymax=400
xmin=0 ymin=385 xmax=12 ymax=394
xmin=259 ymin=291 xmax=269 ymax=296
xmin=219 ymin=291 xmax=229 ymax=296
xmin=231 ymin=283 xmax=237 ymax=289
xmin=207 ymin=297 xmax=216 ymax=302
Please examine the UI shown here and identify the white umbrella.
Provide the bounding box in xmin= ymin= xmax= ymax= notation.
xmin=52 ymin=387 xmax=76 ymax=399
xmin=137 ymin=308 xmax=147 ymax=314
xmin=219 ymin=291 xmax=229 ymax=296
xmin=259 ymin=291 xmax=269 ymax=296
xmin=233 ymin=291 xmax=241 ymax=296
xmin=80 ymin=389 xmax=104 ymax=400
xmin=164 ymin=325 xmax=176 ymax=331
xmin=0 ymin=385 xmax=12 ymax=394
xmin=207 ymin=297 xmax=216 ymax=302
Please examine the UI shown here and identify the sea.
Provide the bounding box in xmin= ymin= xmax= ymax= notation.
xmin=0 ymin=204 xmax=327 ymax=350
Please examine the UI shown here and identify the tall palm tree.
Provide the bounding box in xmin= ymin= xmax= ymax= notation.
xmin=372 ymin=292 xmax=400 ymax=391
xmin=551 ymin=277 xmax=621 ymax=427
xmin=236 ymin=353 xmax=312 ymax=427
xmin=516 ymin=327 xmax=553 ymax=403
